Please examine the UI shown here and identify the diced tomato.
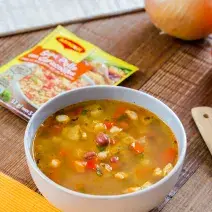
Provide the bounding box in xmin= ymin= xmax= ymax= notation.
xmin=86 ymin=158 xmax=97 ymax=170
xmin=162 ymin=148 xmax=177 ymax=164
xmin=118 ymin=121 xmax=129 ymax=130
xmin=113 ymin=106 xmax=127 ymax=119
xmin=104 ymin=121 xmax=114 ymax=130
xmin=73 ymin=107 xmax=83 ymax=116
xmin=130 ymin=142 xmax=144 ymax=154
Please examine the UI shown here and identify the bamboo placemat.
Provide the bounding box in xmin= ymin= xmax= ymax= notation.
xmin=0 ymin=172 xmax=59 ymax=211
xmin=0 ymin=0 xmax=144 ymax=36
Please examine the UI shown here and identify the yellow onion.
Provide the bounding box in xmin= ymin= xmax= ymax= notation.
xmin=145 ymin=0 xmax=212 ymax=40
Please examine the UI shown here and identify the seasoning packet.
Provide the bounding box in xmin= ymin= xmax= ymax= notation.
xmin=0 ymin=26 xmax=138 ymax=120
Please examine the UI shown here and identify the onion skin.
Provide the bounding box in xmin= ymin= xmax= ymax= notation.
xmin=145 ymin=0 xmax=212 ymax=40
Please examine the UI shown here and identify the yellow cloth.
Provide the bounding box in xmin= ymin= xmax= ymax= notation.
xmin=0 ymin=172 xmax=60 ymax=212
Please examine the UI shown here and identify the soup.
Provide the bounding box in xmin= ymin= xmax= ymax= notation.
xmin=33 ymin=100 xmax=178 ymax=195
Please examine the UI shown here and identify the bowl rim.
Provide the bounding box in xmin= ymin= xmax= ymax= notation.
xmin=24 ymin=85 xmax=187 ymax=200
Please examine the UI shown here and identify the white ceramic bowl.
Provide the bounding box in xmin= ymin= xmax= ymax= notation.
xmin=24 ymin=86 xmax=186 ymax=212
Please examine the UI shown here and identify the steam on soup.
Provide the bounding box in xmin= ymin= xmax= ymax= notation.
xmin=33 ymin=100 xmax=178 ymax=195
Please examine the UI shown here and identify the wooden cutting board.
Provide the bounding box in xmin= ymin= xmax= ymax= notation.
xmin=0 ymin=0 xmax=144 ymax=37
xmin=192 ymin=107 xmax=212 ymax=156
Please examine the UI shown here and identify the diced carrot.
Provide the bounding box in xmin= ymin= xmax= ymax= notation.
xmin=73 ymin=107 xmax=83 ymax=116
xmin=162 ymin=148 xmax=177 ymax=164
xmin=130 ymin=142 xmax=144 ymax=154
xmin=113 ymin=106 xmax=127 ymax=119
xmin=86 ymin=158 xmax=97 ymax=170
xmin=118 ymin=121 xmax=129 ymax=130
xmin=104 ymin=121 xmax=114 ymax=130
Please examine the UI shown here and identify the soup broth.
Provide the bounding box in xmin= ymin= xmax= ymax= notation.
xmin=33 ymin=100 xmax=178 ymax=195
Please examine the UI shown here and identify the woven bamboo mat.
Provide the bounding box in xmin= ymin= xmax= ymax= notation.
xmin=0 ymin=0 xmax=144 ymax=36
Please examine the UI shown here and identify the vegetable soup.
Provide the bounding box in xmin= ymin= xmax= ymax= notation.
xmin=33 ymin=100 xmax=178 ymax=195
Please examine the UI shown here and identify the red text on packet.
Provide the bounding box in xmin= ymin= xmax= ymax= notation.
xmin=56 ymin=37 xmax=85 ymax=53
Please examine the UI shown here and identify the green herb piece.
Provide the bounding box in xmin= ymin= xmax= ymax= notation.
xmin=81 ymin=109 xmax=88 ymax=115
xmin=97 ymin=146 xmax=106 ymax=152
xmin=96 ymin=167 xmax=103 ymax=177
xmin=0 ymin=89 xmax=12 ymax=102
xmin=142 ymin=116 xmax=154 ymax=125
xmin=138 ymin=153 xmax=144 ymax=159
xmin=117 ymin=114 xmax=128 ymax=121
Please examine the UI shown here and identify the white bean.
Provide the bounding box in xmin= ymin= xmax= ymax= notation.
xmin=114 ymin=172 xmax=128 ymax=180
xmin=98 ymin=151 xmax=108 ymax=160
xmin=163 ymin=163 xmax=173 ymax=176
xmin=50 ymin=159 xmax=61 ymax=168
xmin=123 ymin=187 xmax=141 ymax=194
xmin=141 ymin=181 xmax=152 ymax=189
xmin=110 ymin=126 xmax=122 ymax=134
xmin=125 ymin=110 xmax=138 ymax=120
xmin=153 ymin=167 xmax=163 ymax=177
xmin=56 ymin=114 xmax=70 ymax=123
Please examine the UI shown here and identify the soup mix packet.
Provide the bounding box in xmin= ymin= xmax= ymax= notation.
xmin=0 ymin=26 xmax=138 ymax=120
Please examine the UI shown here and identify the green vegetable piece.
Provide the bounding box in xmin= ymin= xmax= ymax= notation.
xmin=117 ymin=114 xmax=128 ymax=121
xmin=96 ymin=167 xmax=103 ymax=177
xmin=81 ymin=109 xmax=88 ymax=115
xmin=1 ymin=89 xmax=12 ymax=102
xmin=97 ymin=146 xmax=106 ymax=152
xmin=138 ymin=153 xmax=144 ymax=159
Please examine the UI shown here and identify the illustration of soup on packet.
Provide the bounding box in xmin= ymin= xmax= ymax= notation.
xmin=0 ymin=26 xmax=138 ymax=120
